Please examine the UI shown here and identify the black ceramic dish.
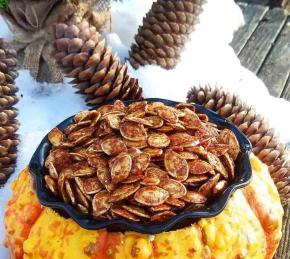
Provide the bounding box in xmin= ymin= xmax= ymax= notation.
xmin=29 ymin=98 xmax=252 ymax=234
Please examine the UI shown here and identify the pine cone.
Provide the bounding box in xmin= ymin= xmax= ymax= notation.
xmin=128 ymin=0 xmax=205 ymax=70
xmin=187 ymin=85 xmax=290 ymax=205
xmin=54 ymin=17 xmax=143 ymax=106
xmin=0 ymin=39 xmax=20 ymax=185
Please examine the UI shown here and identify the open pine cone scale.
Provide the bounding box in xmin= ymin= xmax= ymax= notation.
xmin=187 ymin=85 xmax=290 ymax=205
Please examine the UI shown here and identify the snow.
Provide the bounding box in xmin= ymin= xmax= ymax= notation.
xmin=0 ymin=0 xmax=289 ymax=257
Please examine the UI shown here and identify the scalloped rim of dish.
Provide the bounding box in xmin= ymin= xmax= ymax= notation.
xmin=29 ymin=98 xmax=252 ymax=234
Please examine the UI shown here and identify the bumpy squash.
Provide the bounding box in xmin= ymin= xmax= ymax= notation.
xmin=4 ymin=155 xmax=283 ymax=259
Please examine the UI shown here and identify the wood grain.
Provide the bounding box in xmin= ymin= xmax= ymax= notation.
xmin=258 ymin=17 xmax=290 ymax=98
xmin=236 ymin=0 xmax=270 ymax=5
xmin=281 ymin=75 xmax=290 ymax=101
xmin=274 ymin=204 xmax=290 ymax=259
xmin=231 ymin=4 xmax=269 ymax=55
xmin=238 ymin=8 xmax=287 ymax=74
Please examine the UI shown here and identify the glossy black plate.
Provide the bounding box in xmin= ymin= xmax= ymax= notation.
xmin=29 ymin=98 xmax=252 ymax=234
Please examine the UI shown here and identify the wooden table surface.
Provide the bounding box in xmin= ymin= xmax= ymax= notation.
xmin=274 ymin=203 xmax=290 ymax=259
xmin=231 ymin=3 xmax=290 ymax=259
xmin=231 ymin=2 xmax=290 ymax=101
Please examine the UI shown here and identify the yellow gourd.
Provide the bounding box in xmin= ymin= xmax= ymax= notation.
xmin=4 ymin=155 xmax=283 ymax=259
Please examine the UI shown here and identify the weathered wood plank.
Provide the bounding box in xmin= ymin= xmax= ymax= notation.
xmin=231 ymin=4 xmax=269 ymax=55
xmin=281 ymin=75 xmax=290 ymax=101
xmin=274 ymin=204 xmax=290 ymax=259
xmin=258 ymin=17 xmax=290 ymax=97
xmin=238 ymin=8 xmax=287 ymax=74
xmin=237 ymin=2 xmax=248 ymax=9
xmin=236 ymin=0 xmax=270 ymax=6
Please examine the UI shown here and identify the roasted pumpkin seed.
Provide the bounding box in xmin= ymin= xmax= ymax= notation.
xmin=148 ymin=133 xmax=170 ymax=148
xmin=120 ymin=121 xmax=147 ymax=141
xmin=110 ymin=154 xmax=132 ymax=184
xmin=109 ymin=183 xmax=140 ymax=202
xmin=180 ymin=191 xmax=207 ymax=204
xmin=150 ymin=204 xmax=172 ymax=212
xmin=164 ymin=150 xmax=189 ymax=181
xmin=101 ymin=137 xmax=127 ymax=156
xmin=219 ymin=129 xmax=240 ymax=160
xmin=92 ymin=190 xmax=111 ymax=216
xmin=111 ymin=207 xmax=140 ymax=222
xmin=160 ymin=179 xmax=187 ymax=199
xmin=188 ymin=159 xmax=213 ymax=175
xmin=151 ymin=211 xmax=176 ymax=222
xmin=44 ymin=175 xmax=58 ymax=195
xmin=134 ymin=186 xmax=169 ymax=206
xmin=48 ymin=127 xmax=64 ymax=146
xmin=122 ymin=205 xmax=150 ymax=218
